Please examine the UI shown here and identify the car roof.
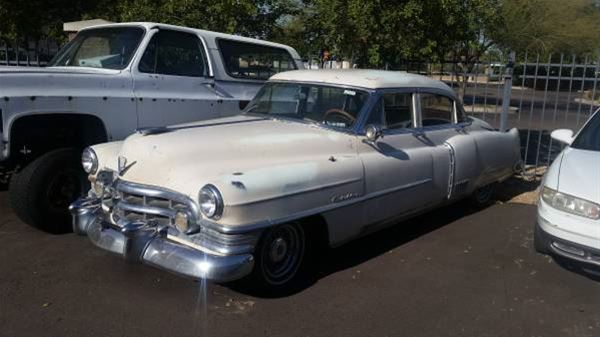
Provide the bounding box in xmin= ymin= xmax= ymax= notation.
xmin=270 ymin=69 xmax=455 ymax=93
xmin=78 ymin=22 xmax=297 ymax=52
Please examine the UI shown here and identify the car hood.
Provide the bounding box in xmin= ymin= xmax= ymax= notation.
xmin=557 ymin=147 xmax=600 ymax=204
xmin=112 ymin=115 xmax=362 ymax=206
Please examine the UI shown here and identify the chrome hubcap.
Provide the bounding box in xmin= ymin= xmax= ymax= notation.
xmin=269 ymin=237 xmax=288 ymax=263
xmin=260 ymin=223 xmax=305 ymax=285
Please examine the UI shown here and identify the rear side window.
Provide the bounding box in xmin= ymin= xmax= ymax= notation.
xmin=218 ymin=39 xmax=297 ymax=80
xmin=367 ymin=93 xmax=414 ymax=130
xmin=139 ymin=30 xmax=206 ymax=77
xmin=420 ymin=93 xmax=454 ymax=126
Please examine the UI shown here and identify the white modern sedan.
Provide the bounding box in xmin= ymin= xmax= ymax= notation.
xmin=535 ymin=108 xmax=600 ymax=266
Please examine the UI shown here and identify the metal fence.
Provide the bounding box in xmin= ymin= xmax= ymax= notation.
xmin=0 ymin=39 xmax=59 ymax=67
xmin=452 ymin=54 xmax=598 ymax=180
xmin=308 ymin=54 xmax=600 ymax=180
xmin=3 ymin=44 xmax=598 ymax=179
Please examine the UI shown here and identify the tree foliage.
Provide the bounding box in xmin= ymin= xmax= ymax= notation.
xmin=114 ymin=0 xmax=299 ymax=38
xmin=492 ymin=0 xmax=600 ymax=55
xmin=0 ymin=0 xmax=599 ymax=61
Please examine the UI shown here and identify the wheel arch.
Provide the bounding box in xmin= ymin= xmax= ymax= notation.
xmin=8 ymin=112 xmax=109 ymax=167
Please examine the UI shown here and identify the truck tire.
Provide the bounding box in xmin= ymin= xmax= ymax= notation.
xmin=9 ymin=148 xmax=88 ymax=233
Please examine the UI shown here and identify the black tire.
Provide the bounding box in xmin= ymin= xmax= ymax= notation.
xmin=9 ymin=148 xmax=88 ymax=233
xmin=469 ymin=183 xmax=496 ymax=207
xmin=248 ymin=222 xmax=311 ymax=291
xmin=533 ymin=223 xmax=551 ymax=254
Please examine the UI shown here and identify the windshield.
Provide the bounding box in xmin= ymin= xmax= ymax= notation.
xmin=571 ymin=110 xmax=600 ymax=151
xmin=245 ymin=83 xmax=369 ymax=129
xmin=48 ymin=27 xmax=144 ymax=69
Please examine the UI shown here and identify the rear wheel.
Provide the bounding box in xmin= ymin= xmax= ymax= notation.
xmin=470 ymin=183 xmax=496 ymax=207
xmin=9 ymin=148 xmax=87 ymax=233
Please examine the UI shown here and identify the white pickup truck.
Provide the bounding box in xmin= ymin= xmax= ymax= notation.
xmin=0 ymin=22 xmax=303 ymax=232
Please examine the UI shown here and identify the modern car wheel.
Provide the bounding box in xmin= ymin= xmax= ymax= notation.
xmin=250 ymin=222 xmax=307 ymax=289
xmin=9 ymin=148 xmax=88 ymax=233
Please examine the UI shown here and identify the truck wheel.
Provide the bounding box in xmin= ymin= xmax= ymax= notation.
xmin=9 ymin=148 xmax=88 ymax=233
xmin=533 ymin=223 xmax=551 ymax=254
xmin=249 ymin=222 xmax=308 ymax=290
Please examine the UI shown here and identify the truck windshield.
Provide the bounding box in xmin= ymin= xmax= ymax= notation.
xmin=245 ymin=83 xmax=369 ymax=129
xmin=571 ymin=109 xmax=600 ymax=152
xmin=48 ymin=27 xmax=144 ymax=70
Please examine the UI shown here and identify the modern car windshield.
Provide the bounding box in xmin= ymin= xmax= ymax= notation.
xmin=245 ymin=83 xmax=369 ymax=129
xmin=48 ymin=27 xmax=144 ymax=69
xmin=571 ymin=110 xmax=600 ymax=151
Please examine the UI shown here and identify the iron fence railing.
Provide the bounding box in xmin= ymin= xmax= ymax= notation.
xmin=305 ymin=54 xmax=600 ymax=180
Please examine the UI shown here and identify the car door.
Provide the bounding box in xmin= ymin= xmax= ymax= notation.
xmin=133 ymin=28 xmax=219 ymax=128
xmin=417 ymin=91 xmax=475 ymax=200
xmin=358 ymin=90 xmax=440 ymax=226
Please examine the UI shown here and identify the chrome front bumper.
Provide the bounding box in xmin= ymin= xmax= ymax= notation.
xmin=69 ymin=197 xmax=254 ymax=282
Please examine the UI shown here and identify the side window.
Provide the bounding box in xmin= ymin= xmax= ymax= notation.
xmin=420 ymin=93 xmax=454 ymax=126
xmin=366 ymin=92 xmax=414 ymax=130
xmin=139 ymin=30 xmax=206 ymax=77
xmin=218 ymin=39 xmax=297 ymax=80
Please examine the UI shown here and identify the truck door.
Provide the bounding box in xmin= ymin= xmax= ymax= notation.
xmin=132 ymin=28 xmax=219 ymax=128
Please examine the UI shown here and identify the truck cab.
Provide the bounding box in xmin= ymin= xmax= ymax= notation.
xmin=0 ymin=22 xmax=303 ymax=232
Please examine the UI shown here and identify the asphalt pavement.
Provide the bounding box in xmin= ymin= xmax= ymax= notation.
xmin=1 ymin=192 xmax=600 ymax=337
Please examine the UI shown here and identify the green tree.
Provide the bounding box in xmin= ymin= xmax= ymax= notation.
xmin=492 ymin=0 xmax=600 ymax=55
xmin=114 ymin=0 xmax=299 ymax=38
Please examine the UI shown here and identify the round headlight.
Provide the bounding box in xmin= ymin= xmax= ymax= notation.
xmin=199 ymin=184 xmax=223 ymax=219
xmin=81 ymin=147 xmax=98 ymax=174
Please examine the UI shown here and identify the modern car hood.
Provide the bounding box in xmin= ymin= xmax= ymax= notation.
xmin=115 ymin=115 xmax=362 ymax=204
xmin=558 ymin=147 xmax=600 ymax=204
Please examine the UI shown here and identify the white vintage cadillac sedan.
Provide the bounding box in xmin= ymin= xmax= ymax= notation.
xmin=70 ymin=69 xmax=522 ymax=288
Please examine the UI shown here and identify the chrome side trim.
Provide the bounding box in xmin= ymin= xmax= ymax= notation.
xmin=227 ymin=177 xmax=363 ymax=207
xmin=203 ymin=177 xmax=432 ymax=234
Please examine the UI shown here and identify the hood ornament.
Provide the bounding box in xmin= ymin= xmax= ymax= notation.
xmin=118 ymin=156 xmax=136 ymax=176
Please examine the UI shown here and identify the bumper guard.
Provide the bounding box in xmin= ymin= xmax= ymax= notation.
xmin=69 ymin=197 xmax=254 ymax=282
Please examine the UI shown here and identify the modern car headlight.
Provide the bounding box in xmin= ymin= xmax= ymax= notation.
xmin=81 ymin=147 xmax=99 ymax=174
xmin=541 ymin=186 xmax=600 ymax=220
xmin=199 ymin=184 xmax=223 ymax=219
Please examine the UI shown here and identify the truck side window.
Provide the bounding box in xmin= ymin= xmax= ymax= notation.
xmin=139 ymin=30 xmax=206 ymax=77
xmin=218 ymin=39 xmax=297 ymax=80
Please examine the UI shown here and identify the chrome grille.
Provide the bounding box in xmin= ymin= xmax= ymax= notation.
xmin=112 ymin=180 xmax=200 ymax=231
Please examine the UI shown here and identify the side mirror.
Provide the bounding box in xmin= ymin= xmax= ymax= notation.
xmin=365 ymin=124 xmax=383 ymax=143
xmin=551 ymin=129 xmax=574 ymax=145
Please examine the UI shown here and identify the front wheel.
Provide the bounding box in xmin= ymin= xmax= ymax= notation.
xmin=249 ymin=222 xmax=308 ymax=290
xmin=9 ymin=148 xmax=88 ymax=233
xmin=533 ymin=223 xmax=551 ymax=254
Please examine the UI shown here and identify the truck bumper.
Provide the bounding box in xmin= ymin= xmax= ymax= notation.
xmin=69 ymin=197 xmax=254 ymax=282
